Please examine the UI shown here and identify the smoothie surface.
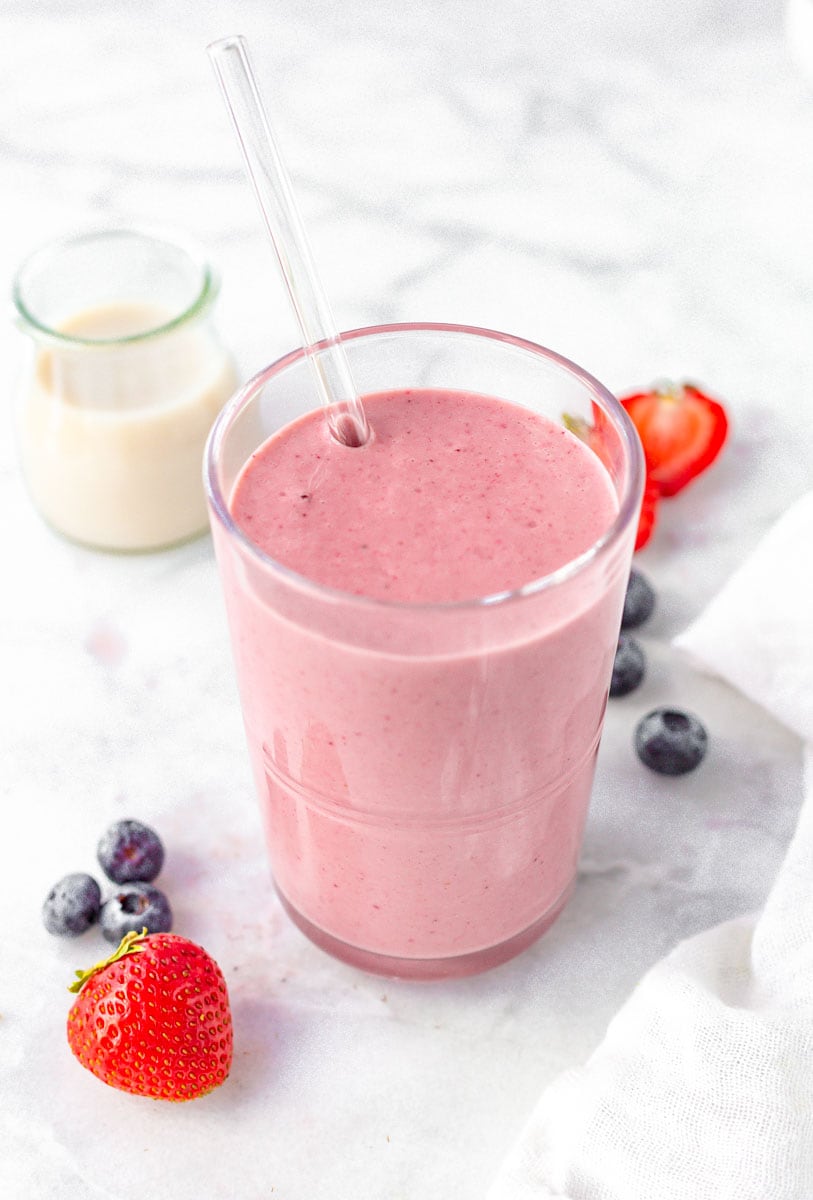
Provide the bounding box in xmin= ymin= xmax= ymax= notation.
xmin=229 ymin=388 xmax=618 ymax=603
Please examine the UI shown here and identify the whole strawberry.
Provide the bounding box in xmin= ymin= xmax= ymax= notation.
xmin=67 ymin=929 xmax=233 ymax=1101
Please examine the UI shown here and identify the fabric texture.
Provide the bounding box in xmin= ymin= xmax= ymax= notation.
xmin=488 ymin=490 xmax=813 ymax=1200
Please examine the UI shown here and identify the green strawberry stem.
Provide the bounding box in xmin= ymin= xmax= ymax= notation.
xmin=562 ymin=412 xmax=591 ymax=442
xmin=68 ymin=927 xmax=148 ymax=993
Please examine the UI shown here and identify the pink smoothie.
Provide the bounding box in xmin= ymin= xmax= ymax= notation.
xmin=222 ymin=388 xmax=624 ymax=971
xmin=232 ymin=388 xmax=616 ymax=602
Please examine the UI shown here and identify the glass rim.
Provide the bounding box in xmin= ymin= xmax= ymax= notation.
xmin=204 ymin=321 xmax=646 ymax=614
xmin=12 ymin=226 xmax=218 ymax=346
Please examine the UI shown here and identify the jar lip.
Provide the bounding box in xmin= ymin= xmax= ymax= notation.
xmin=12 ymin=226 xmax=218 ymax=346
xmin=205 ymin=322 xmax=646 ymax=614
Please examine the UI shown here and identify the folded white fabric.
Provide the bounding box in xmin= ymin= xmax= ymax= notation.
xmin=488 ymin=490 xmax=813 ymax=1200
xmin=675 ymin=490 xmax=813 ymax=745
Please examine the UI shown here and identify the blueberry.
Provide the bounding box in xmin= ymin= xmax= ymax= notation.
xmin=610 ymin=635 xmax=646 ymax=697
xmin=621 ymin=569 xmax=656 ymax=630
xmin=43 ymin=873 xmax=101 ymax=937
xmin=97 ymin=819 xmax=165 ymax=884
xmin=634 ymin=707 xmax=708 ymax=775
xmin=99 ymin=882 xmax=173 ymax=944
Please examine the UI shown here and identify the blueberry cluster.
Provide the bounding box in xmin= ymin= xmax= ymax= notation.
xmin=609 ymin=568 xmax=653 ymax=699
xmin=43 ymin=819 xmax=172 ymax=943
xmin=611 ymin=568 xmax=708 ymax=776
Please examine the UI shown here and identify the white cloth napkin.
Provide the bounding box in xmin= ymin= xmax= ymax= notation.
xmin=488 ymin=490 xmax=813 ymax=1200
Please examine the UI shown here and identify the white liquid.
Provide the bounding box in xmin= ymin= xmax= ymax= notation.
xmin=19 ymin=303 xmax=237 ymax=551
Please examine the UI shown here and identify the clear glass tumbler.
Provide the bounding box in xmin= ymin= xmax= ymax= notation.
xmin=206 ymin=323 xmax=644 ymax=979
xmin=13 ymin=228 xmax=237 ymax=552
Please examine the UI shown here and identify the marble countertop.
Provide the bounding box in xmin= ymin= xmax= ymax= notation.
xmin=2 ymin=2 xmax=812 ymax=1197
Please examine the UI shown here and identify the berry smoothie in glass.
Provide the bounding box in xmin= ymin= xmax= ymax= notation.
xmin=206 ymin=323 xmax=643 ymax=979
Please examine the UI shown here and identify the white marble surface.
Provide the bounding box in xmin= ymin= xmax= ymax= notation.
xmin=2 ymin=2 xmax=813 ymax=1197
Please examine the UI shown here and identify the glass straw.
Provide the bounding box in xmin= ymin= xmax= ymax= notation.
xmin=208 ymin=35 xmax=370 ymax=447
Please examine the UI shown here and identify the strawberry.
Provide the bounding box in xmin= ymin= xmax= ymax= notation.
xmin=619 ymin=382 xmax=729 ymax=497
xmin=562 ymin=406 xmax=615 ymax=474
xmin=562 ymin=407 xmax=656 ymax=551
xmin=67 ymin=929 xmax=233 ymax=1102
xmin=635 ymin=476 xmax=659 ymax=551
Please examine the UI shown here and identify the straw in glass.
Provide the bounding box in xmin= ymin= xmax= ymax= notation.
xmin=208 ymin=35 xmax=370 ymax=447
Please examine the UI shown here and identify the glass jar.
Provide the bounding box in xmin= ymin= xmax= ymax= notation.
xmin=13 ymin=228 xmax=238 ymax=552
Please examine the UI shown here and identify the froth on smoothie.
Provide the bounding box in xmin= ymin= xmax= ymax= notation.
xmin=229 ymin=388 xmax=618 ymax=603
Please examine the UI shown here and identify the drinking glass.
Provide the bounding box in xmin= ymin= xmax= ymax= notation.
xmin=206 ymin=323 xmax=643 ymax=979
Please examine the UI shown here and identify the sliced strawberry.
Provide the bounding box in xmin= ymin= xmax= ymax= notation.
xmin=620 ymin=382 xmax=728 ymax=497
xmin=562 ymin=404 xmax=617 ymax=476
xmin=563 ymin=408 xmax=656 ymax=550
xmin=635 ymin=476 xmax=659 ymax=551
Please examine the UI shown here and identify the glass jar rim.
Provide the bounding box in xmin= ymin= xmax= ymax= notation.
xmin=12 ymin=226 xmax=218 ymax=346
xmin=205 ymin=321 xmax=646 ymax=614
